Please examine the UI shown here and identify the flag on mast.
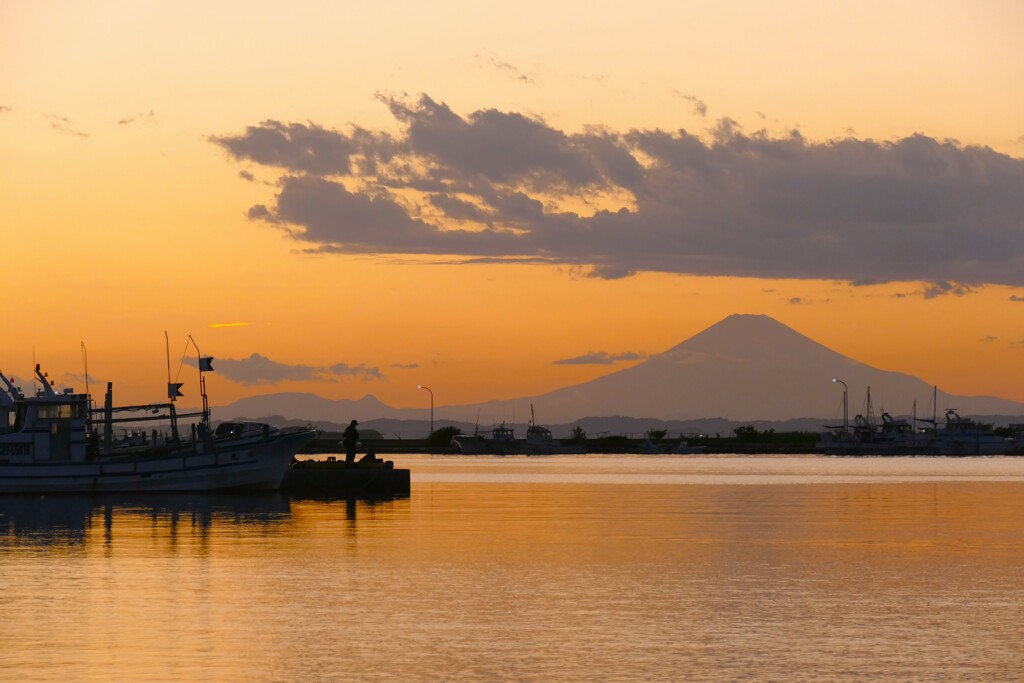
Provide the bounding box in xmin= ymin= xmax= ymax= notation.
xmin=168 ymin=382 xmax=184 ymax=399
xmin=199 ymin=357 xmax=214 ymax=372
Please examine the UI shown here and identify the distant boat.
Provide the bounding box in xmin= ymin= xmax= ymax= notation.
xmin=672 ymin=440 xmax=706 ymax=454
xmin=816 ymin=386 xmax=1016 ymax=455
xmin=0 ymin=363 xmax=316 ymax=493
xmin=921 ymin=409 xmax=1016 ymax=456
xmin=452 ymin=405 xmax=585 ymax=455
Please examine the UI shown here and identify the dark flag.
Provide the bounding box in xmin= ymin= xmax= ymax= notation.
xmin=199 ymin=357 xmax=214 ymax=372
xmin=168 ymin=382 xmax=184 ymax=399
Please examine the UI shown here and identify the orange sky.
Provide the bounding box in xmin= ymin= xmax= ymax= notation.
xmin=2 ymin=1 xmax=1023 ymax=412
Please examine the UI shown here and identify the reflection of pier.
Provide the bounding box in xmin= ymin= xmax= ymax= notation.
xmin=0 ymin=493 xmax=293 ymax=547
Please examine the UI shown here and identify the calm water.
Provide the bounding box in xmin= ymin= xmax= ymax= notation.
xmin=3 ymin=454 xmax=1024 ymax=682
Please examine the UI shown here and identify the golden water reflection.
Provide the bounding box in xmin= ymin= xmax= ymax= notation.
xmin=2 ymin=456 xmax=1024 ymax=681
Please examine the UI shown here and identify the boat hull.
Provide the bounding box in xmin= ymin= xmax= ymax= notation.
xmin=0 ymin=431 xmax=315 ymax=494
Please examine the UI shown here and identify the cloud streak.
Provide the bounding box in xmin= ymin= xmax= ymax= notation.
xmin=118 ymin=109 xmax=156 ymax=126
xmin=553 ymin=350 xmax=647 ymax=366
xmin=674 ymin=91 xmax=707 ymax=117
xmin=478 ymin=53 xmax=535 ymax=85
xmin=47 ymin=114 xmax=88 ymax=137
xmin=211 ymin=94 xmax=1024 ymax=290
xmin=186 ymin=353 xmax=384 ymax=385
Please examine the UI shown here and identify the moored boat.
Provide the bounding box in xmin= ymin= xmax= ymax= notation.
xmin=0 ymin=363 xmax=316 ymax=493
xmin=817 ymin=386 xmax=1016 ymax=455
xmin=452 ymin=405 xmax=585 ymax=455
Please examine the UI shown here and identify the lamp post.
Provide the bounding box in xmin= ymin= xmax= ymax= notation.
xmin=832 ymin=378 xmax=848 ymax=432
xmin=418 ymin=385 xmax=434 ymax=436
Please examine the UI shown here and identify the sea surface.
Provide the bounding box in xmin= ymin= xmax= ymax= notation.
xmin=3 ymin=454 xmax=1024 ymax=682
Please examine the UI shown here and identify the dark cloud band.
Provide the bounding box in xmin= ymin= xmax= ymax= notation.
xmin=211 ymin=94 xmax=1024 ymax=289
xmin=186 ymin=353 xmax=384 ymax=386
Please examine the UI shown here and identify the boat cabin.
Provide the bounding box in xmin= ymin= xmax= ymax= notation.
xmin=0 ymin=368 xmax=90 ymax=463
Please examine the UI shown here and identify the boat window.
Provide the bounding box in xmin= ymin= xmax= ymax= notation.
xmin=36 ymin=403 xmax=82 ymax=420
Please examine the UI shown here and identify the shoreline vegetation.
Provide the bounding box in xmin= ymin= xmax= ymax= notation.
xmin=299 ymin=424 xmax=1024 ymax=456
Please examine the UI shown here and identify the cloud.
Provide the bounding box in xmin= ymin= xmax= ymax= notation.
xmin=553 ymin=350 xmax=647 ymax=366
xmin=118 ymin=109 xmax=156 ymax=126
xmin=0 ymin=105 xmax=11 ymax=113
xmin=788 ymin=297 xmax=803 ymax=304
xmin=391 ymin=362 xmax=420 ymax=369
xmin=477 ymin=53 xmax=535 ymax=84
xmin=981 ymin=335 xmax=997 ymax=343
xmin=211 ymin=120 xmax=367 ymax=175
xmin=327 ymin=362 xmax=385 ymax=380
xmin=186 ymin=353 xmax=384 ymax=385
xmin=211 ymin=94 xmax=1024 ymax=288
xmin=674 ymin=92 xmax=707 ymax=117
xmin=1010 ymin=295 xmax=1024 ymax=302
xmin=922 ymin=280 xmax=977 ymax=299
xmin=47 ymin=114 xmax=88 ymax=137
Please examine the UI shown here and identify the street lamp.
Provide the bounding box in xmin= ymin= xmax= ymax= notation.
xmin=417 ymin=385 xmax=434 ymax=435
xmin=832 ymin=378 xmax=848 ymax=432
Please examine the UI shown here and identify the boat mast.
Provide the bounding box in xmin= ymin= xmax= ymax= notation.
xmin=104 ymin=382 xmax=113 ymax=454
xmin=187 ymin=335 xmax=211 ymax=440
xmin=81 ymin=342 xmax=89 ymax=400
xmin=165 ymin=331 xmax=180 ymax=444
xmin=866 ymin=386 xmax=875 ymax=429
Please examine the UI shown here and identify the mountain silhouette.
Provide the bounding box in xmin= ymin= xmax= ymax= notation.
xmin=215 ymin=314 xmax=1024 ymax=424
xmin=440 ymin=313 xmax=1024 ymax=422
xmin=214 ymin=392 xmax=424 ymax=424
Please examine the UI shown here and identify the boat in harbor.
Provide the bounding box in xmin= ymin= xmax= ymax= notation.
xmin=0 ymin=362 xmax=316 ymax=493
xmin=816 ymin=386 xmax=1016 ymax=455
xmin=452 ymin=405 xmax=585 ymax=455
xmin=920 ymin=409 xmax=1017 ymax=455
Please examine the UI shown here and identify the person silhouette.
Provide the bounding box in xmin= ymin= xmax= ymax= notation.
xmin=342 ymin=419 xmax=359 ymax=463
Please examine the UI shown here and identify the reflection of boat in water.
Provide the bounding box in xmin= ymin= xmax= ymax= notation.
xmin=817 ymin=386 xmax=1016 ymax=455
xmin=0 ymin=360 xmax=316 ymax=493
xmin=452 ymin=406 xmax=585 ymax=455
xmin=0 ymin=492 xmax=292 ymax=545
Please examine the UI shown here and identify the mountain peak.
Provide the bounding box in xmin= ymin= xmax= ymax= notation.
xmin=667 ymin=313 xmax=824 ymax=358
xmin=699 ymin=313 xmax=799 ymax=336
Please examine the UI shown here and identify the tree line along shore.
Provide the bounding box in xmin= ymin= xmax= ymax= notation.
xmin=300 ymin=426 xmax=825 ymax=455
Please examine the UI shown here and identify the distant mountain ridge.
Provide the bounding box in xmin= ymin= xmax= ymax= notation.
xmin=214 ymin=314 xmax=1024 ymax=425
xmin=214 ymin=392 xmax=426 ymax=424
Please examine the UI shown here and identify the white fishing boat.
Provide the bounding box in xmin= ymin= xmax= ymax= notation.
xmin=817 ymin=386 xmax=1016 ymax=455
xmin=452 ymin=423 xmax=518 ymax=455
xmin=0 ymin=361 xmax=316 ymax=493
xmin=452 ymin=405 xmax=585 ymax=455
xmin=921 ymin=409 xmax=1016 ymax=456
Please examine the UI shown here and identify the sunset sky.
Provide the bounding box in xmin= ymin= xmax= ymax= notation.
xmin=2 ymin=1 xmax=1023 ymax=414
